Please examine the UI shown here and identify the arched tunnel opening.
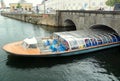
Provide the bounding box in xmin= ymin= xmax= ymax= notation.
xmin=64 ymin=19 xmax=76 ymax=30
xmin=90 ymin=24 xmax=118 ymax=35
xmin=89 ymin=24 xmax=120 ymax=44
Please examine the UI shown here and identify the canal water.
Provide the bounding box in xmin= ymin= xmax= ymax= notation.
xmin=0 ymin=15 xmax=120 ymax=81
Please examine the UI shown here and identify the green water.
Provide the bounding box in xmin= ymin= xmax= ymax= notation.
xmin=0 ymin=15 xmax=120 ymax=81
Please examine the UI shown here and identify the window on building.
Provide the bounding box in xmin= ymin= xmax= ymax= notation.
xmin=12 ymin=6 xmax=15 ymax=9
xmin=100 ymin=2 xmax=103 ymax=6
xmin=25 ymin=8 xmax=27 ymax=10
xmin=92 ymin=2 xmax=96 ymax=6
xmin=22 ymin=8 xmax=23 ymax=11
xmin=29 ymin=8 xmax=31 ymax=11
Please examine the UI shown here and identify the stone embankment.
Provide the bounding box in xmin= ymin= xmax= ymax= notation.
xmin=1 ymin=13 xmax=59 ymax=27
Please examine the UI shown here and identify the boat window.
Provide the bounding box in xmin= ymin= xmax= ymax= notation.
xmin=53 ymin=34 xmax=59 ymax=39
xmin=99 ymin=34 xmax=108 ymax=44
xmin=68 ymin=39 xmax=78 ymax=49
xmin=90 ymin=38 xmax=97 ymax=46
xmin=78 ymin=40 xmax=84 ymax=45
xmin=44 ymin=40 xmax=50 ymax=46
xmin=104 ymin=35 xmax=111 ymax=43
xmin=107 ymin=34 xmax=113 ymax=43
xmin=97 ymin=39 xmax=102 ymax=45
xmin=21 ymin=42 xmax=25 ymax=47
xmin=73 ymin=40 xmax=78 ymax=46
xmin=29 ymin=44 xmax=37 ymax=48
xmin=98 ymin=35 xmax=104 ymax=44
xmin=77 ymin=40 xmax=84 ymax=47
xmin=63 ymin=41 xmax=69 ymax=50
xmin=102 ymin=35 xmax=109 ymax=43
xmin=52 ymin=39 xmax=58 ymax=45
xmin=22 ymin=42 xmax=29 ymax=48
xmin=109 ymin=34 xmax=117 ymax=42
xmin=94 ymin=36 xmax=102 ymax=45
xmin=113 ymin=34 xmax=120 ymax=41
xmin=85 ymin=39 xmax=92 ymax=47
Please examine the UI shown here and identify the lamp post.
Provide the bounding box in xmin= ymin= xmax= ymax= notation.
xmin=1 ymin=0 xmax=5 ymax=10
xmin=89 ymin=0 xmax=90 ymax=10
xmin=43 ymin=0 xmax=47 ymax=14
xmin=44 ymin=1 xmax=46 ymax=14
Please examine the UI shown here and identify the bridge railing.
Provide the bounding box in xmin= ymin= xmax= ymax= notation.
xmin=57 ymin=10 xmax=120 ymax=14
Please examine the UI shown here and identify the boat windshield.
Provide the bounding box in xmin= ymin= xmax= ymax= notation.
xmin=29 ymin=44 xmax=37 ymax=48
xmin=22 ymin=37 xmax=37 ymax=49
xmin=22 ymin=41 xmax=37 ymax=49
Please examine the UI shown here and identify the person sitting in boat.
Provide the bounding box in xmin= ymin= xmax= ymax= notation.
xmin=57 ymin=43 xmax=66 ymax=52
xmin=49 ymin=44 xmax=57 ymax=52
xmin=116 ymin=35 xmax=120 ymax=41
xmin=52 ymin=38 xmax=58 ymax=45
xmin=44 ymin=40 xmax=50 ymax=46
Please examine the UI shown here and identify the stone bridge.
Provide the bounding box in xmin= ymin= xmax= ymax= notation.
xmin=1 ymin=10 xmax=120 ymax=35
xmin=57 ymin=10 xmax=120 ymax=35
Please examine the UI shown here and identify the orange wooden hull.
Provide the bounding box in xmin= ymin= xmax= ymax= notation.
xmin=3 ymin=41 xmax=41 ymax=55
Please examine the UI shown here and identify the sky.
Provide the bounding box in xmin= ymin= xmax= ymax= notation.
xmin=3 ymin=0 xmax=43 ymax=7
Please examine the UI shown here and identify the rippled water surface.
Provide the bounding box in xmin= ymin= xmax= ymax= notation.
xmin=0 ymin=15 xmax=120 ymax=81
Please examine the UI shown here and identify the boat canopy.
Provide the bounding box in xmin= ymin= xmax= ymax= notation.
xmin=22 ymin=37 xmax=38 ymax=49
xmin=53 ymin=30 xmax=120 ymax=50
xmin=53 ymin=31 xmax=89 ymax=50
xmin=23 ymin=37 xmax=37 ymax=44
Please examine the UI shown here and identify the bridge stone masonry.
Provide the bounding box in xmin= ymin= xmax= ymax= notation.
xmin=1 ymin=10 xmax=120 ymax=35
xmin=57 ymin=10 xmax=120 ymax=35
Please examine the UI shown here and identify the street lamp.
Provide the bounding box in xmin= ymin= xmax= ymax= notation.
xmin=89 ymin=0 xmax=90 ymax=10
xmin=42 ymin=0 xmax=47 ymax=14
xmin=44 ymin=1 xmax=46 ymax=14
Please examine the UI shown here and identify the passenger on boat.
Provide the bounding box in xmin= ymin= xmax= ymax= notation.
xmin=49 ymin=40 xmax=67 ymax=52
xmin=44 ymin=40 xmax=50 ymax=46
xmin=49 ymin=39 xmax=58 ymax=52
xmin=57 ymin=43 xmax=66 ymax=52
xmin=49 ymin=44 xmax=57 ymax=52
xmin=116 ymin=35 xmax=120 ymax=41
xmin=52 ymin=39 xmax=58 ymax=45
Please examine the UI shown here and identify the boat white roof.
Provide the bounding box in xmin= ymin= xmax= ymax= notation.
xmin=23 ymin=37 xmax=37 ymax=44
xmin=53 ymin=31 xmax=91 ymax=40
xmin=53 ymin=31 xmax=90 ymax=49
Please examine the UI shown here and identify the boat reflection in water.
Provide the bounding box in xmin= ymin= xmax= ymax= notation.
xmin=3 ymin=30 xmax=120 ymax=57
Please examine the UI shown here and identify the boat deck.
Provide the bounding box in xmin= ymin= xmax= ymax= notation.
xmin=3 ymin=41 xmax=43 ymax=55
xmin=3 ymin=41 xmax=67 ymax=56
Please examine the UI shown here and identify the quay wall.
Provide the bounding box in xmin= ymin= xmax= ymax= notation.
xmin=1 ymin=13 xmax=59 ymax=27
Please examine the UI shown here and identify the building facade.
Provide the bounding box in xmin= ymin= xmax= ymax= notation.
xmin=39 ymin=0 xmax=111 ymax=13
xmin=0 ymin=0 xmax=6 ymax=9
xmin=9 ymin=3 xmax=33 ymax=12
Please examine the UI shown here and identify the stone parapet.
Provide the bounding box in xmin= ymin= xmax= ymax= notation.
xmin=1 ymin=13 xmax=59 ymax=27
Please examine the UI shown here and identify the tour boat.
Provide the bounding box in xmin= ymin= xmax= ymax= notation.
xmin=3 ymin=30 xmax=120 ymax=57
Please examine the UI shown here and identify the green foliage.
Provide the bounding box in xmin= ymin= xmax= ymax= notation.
xmin=17 ymin=3 xmax=22 ymax=8
xmin=106 ymin=0 xmax=120 ymax=6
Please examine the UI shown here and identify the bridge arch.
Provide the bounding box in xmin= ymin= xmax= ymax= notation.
xmin=58 ymin=10 xmax=120 ymax=35
xmin=90 ymin=24 xmax=119 ymax=35
xmin=64 ymin=19 xmax=76 ymax=30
